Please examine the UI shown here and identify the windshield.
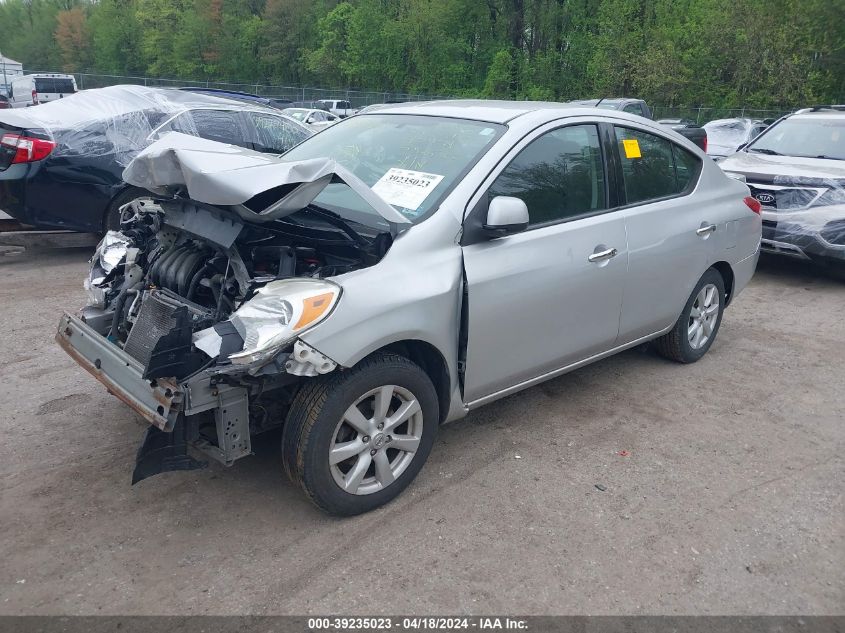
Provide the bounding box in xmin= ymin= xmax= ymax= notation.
xmin=280 ymin=114 xmax=505 ymax=224
xmin=747 ymin=117 xmax=844 ymax=160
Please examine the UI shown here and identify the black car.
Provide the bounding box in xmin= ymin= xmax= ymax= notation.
xmin=0 ymin=85 xmax=312 ymax=232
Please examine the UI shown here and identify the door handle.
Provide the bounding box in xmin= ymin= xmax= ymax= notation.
xmin=588 ymin=247 xmax=618 ymax=263
xmin=696 ymin=223 xmax=717 ymax=236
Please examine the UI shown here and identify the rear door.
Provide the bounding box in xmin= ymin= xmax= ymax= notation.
xmin=34 ymin=77 xmax=76 ymax=104
xmin=461 ymin=121 xmax=628 ymax=403
xmin=611 ymin=125 xmax=712 ymax=343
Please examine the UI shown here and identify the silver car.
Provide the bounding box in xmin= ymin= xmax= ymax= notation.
xmin=56 ymin=101 xmax=762 ymax=515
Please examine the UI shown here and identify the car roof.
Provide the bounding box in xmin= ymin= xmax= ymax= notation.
xmin=360 ymin=99 xmax=599 ymax=124
xmin=704 ymin=118 xmax=760 ymax=126
xmin=789 ymin=111 xmax=845 ymax=121
xmin=0 ymin=85 xmax=307 ymax=132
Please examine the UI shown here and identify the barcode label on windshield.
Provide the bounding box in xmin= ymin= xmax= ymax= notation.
xmin=371 ymin=168 xmax=445 ymax=211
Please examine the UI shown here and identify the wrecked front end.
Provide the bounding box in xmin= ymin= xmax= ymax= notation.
xmin=56 ymin=134 xmax=405 ymax=483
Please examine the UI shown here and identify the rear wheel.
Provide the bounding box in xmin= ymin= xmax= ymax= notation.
xmin=654 ymin=268 xmax=726 ymax=363
xmin=282 ymin=352 xmax=439 ymax=516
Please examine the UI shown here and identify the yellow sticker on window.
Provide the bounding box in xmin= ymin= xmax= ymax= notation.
xmin=622 ymin=138 xmax=641 ymax=159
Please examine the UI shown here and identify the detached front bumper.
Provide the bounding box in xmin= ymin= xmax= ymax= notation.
xmin=56 ymin=312 xmax=252 ymax=467
xmin=56 ymin=313 xmax=182 ymax=430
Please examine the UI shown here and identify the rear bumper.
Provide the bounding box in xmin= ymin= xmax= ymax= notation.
xmin=56 ymin=312 xmax=252 ymax=465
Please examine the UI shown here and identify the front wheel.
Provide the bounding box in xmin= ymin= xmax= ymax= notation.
xmin=282 ymin=352 xmax=439 ymax=516
xmin=654 ymin=268 xmax=726 ymax=363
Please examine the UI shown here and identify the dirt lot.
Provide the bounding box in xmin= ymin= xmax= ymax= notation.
xmin=0 ymin=247 xmax=842 ymax=615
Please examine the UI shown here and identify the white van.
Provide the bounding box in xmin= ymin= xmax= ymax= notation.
xmin=9 ymin=74 xmax=77 ymax=108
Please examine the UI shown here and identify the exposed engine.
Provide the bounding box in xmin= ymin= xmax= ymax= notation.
xmin=82 ymin=196 xmax=390 ymax=381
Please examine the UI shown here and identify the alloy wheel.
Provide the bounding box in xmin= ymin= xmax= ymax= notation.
xmin=328 ymin=385 xmax=424 ymax=495
xmin=688 ymin=283 xmax=720 ymax=350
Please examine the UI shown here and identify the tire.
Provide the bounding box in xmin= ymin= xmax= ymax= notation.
xmin=103 ymin=187 xmax=148 ymax=233
xmin=654 ymin=268 xmax=726 ymax=364
xmin=282 ymin=352 xmax=439 ymax=516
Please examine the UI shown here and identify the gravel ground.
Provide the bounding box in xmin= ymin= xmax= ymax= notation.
xmin=0 ymin=247 xmax=842 ymax=615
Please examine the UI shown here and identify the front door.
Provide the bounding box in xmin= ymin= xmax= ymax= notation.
xmin=461 ymin=123 xmax=628 ymax=404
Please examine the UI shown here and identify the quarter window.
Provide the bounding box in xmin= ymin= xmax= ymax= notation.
xmin=489 ymin=125 xmax=606 ymax=226
xmin=614 ymin=127 xmax=700 ymax=204
xmin=249 ymin=113 xmax=309 ymax=153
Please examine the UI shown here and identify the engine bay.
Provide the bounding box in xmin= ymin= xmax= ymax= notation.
xmin=82 ymin=196 xmax=390 ymax=379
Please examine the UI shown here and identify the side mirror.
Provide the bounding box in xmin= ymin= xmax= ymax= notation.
xmin=483 ymin=196 xmax=529 ymax=238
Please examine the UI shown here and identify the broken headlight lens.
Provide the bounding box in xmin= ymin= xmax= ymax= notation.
xmin=84 ymin=230 xmax=132 ymax=307
xmin=228 ymin=279 xmax=341 ymax=365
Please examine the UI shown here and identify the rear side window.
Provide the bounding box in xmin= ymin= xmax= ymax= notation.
xmin=614 ymin=127 xmax=701 ymax=204
xmin=489 ymin=124 xmax=607 ymax=226
xmin=34 ymin=78 xmax=76 ymax=94
xmin=673 ymin=145 xmax=700 ymax=191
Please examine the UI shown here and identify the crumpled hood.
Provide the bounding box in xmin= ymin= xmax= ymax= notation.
xmin=122 ymin=132 xmax=411 ymax=226
xmin=719 ymin=150 xmax=845 ymax=184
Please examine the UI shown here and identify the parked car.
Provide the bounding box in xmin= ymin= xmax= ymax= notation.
xmin=0 ymin=94 xmax=9 ymax=110
xmin=56 ymin=100 xmax=760 ymax=515
xmin=718 ymin=106 xmax=845 ymax=269
xmin=8 ymin=73 xmax=77 ymax=107
xmin=703 ymin=118 xmax=768 ymax=160
xmin=317 ymin=98 xmax=358 ymax=118
xmin=0 ymin=85 xmax=312 ymax=232
xmin=288 ymin=100 xmax=331 ymax=112
xmin=282 ymin=107 xmax=341 ymax=130
xmin=573 ymin=98 xmax=708 ymax=151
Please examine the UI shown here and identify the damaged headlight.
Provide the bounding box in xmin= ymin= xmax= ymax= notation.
xmin=84 ymin=231 xmax=132 ymax=307
xmin=228 ymin=279 xmax=341 ymax=366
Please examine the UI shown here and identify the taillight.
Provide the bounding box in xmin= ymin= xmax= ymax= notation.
xmin=0 ymin=133 xmax=56 ymax=164
xmin=702 ymin=135 xmax=707 ymax=153
xmin=743 ymin=196 xmax=762 ymax=215
xmin=31 ymin=89 xmax=38 ymax=105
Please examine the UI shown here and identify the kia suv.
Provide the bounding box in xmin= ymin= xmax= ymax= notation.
xmin=719 ymin=106 xmax=845 ymax=269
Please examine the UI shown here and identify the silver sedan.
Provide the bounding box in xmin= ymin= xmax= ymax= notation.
xmin=58 ymin=100 xmax=762 ymax=515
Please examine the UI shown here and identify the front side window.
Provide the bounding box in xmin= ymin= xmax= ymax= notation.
xmin=489 ymin=125 xmax=606 ymax=226
xmin=614 ymin=127 xmax=700 ymax=204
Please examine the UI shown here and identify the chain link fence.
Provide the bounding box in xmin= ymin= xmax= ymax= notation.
xmin=31 ymin=71 xmax=797 ymax=122
xmin=62 ymin=72 xmax=452 ymax=108
xmin=650 ymin=105 xmax=792 ymax=124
